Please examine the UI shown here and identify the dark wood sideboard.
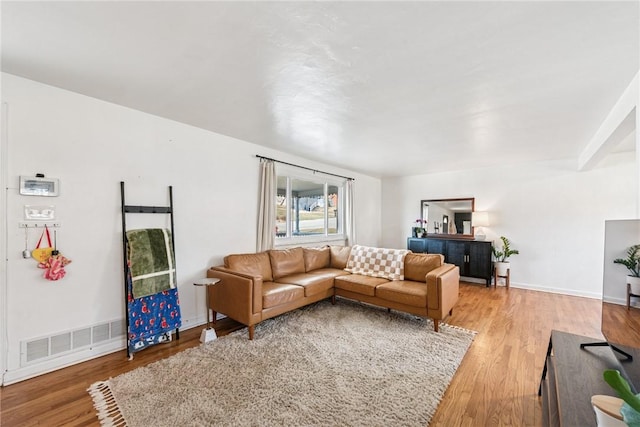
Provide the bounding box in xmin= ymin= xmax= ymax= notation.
xmin=407 ymin=237 xmax=492 ymax=286
xmin=539 ymin=330 xmax=631 ymax=426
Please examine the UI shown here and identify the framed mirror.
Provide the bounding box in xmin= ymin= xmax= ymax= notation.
xmin=420 ymin=198 xmax=475 ymax=239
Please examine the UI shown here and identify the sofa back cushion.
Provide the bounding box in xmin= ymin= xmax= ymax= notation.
xmin=224 ymin=252 xmax=273 ymax=282
xmin=303 ymin=247 xmax=331 ymax=272
xmin=330 ymin=246 xmax=352 ymax=269
xmin=268 ymin=247 xmax=306 ymax=279
xmin=403 ymin=253 xmax=444 ymax=282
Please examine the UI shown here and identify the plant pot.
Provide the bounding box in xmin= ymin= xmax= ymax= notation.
xmin=627 ymin=276 xmax=640 ymax=285
xmin=495 ymin=261 xmax=510 ymax=277
xmin=628 ymin=276 xmax=640 ymax=294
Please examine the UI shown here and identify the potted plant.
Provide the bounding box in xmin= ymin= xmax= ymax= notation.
xmin=413 ymin=219 xmax=426 ymax=238
xmin=603 ymin=369 xmax=640 ymax=426
xmin=492 ymin=236 xmax=519 ymax=276
xmin=614 ymin=244 xmax=640 ymax=290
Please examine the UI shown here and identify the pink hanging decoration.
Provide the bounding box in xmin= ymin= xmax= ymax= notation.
xmin=38 ymin=253 xmax=72 ymax=281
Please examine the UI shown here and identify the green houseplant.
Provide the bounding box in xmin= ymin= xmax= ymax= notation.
xmin=614 ymin=244 xmax=640 ymax=287
xmin=492 ymin=236 xmax=519 ymax=276
xmin=413 ymin=219 xmax=426 ymax=238
xmin=603 ymin=369 xmax=640 ymax=426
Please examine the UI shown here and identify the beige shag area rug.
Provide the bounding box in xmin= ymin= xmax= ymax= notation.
xmin=88 ymin=299 xmax=476 ymax=426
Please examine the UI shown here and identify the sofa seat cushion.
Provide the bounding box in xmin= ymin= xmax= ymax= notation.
xmin=275 ymin=274 xmax=334 ymax=297
xmin=307 ymin=268 xmax=352 ymax=279
xmin=375 ymin=280 xmax=428 ymax=308
xmin=262 ymin=282 xmax=305 ymax=308
xmin=334 ymin=274 xmax=388 ymax=297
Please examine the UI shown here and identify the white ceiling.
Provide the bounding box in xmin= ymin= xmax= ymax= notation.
xmin=2 ymin=1 xmax=638 ymax=178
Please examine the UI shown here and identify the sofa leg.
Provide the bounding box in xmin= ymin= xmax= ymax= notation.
xmin=331 ymin=295 xmax=336 ymax=305
xmin=248 ymin=325 xmax=255 ymax=340
xmin=212 ymin=311 xmax=217 ymax=324
xmin=433 ymin=319 xmax=439 ymax=333
xmin=449 ymin=308 xmax=453 ymax=316
xmin=387 ymin=308 xmax=391 ymax=313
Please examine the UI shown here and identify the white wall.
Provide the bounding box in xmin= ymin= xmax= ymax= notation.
xmin=381 ymin=153 xmax=637 ymax=297
xmin=0 ymin=73 xmax=381 ymax=383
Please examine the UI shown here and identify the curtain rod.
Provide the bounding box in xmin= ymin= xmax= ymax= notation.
xmin=255 ymin=155 xmax=355 ymax=181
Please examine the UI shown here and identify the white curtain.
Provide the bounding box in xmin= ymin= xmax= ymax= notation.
xmin=257 ymin=159 xmax=276 ymax=251
xmin=345 ymin=179 xmax=356 ymax=245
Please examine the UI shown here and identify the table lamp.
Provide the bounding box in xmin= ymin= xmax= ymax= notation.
xmin=472 ymin=211 xmax=489 ymax=241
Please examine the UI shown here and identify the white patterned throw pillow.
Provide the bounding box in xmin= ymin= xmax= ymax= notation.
xmin=345 ymin=245 xmax=410 ymax=281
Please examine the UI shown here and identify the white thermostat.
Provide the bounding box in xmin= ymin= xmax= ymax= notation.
xmin=19 ymin=176 xmax=60 ymax=197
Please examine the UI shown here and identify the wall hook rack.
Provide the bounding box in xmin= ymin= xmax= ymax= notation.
xmin=18 ymin=222 xmax=62 ymax=229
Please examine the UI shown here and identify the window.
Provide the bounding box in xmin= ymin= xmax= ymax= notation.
xmin=275 ymin=169 xmax=344 ymax=242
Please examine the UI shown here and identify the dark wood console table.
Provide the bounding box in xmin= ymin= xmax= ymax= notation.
xmin=539 ymin=330 xmax=626 ymax=426
xmin=407 ymin=237 xmax=492 ymax=286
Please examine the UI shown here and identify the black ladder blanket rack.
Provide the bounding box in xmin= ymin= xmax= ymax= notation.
xmin=120 ymin=181 xmax=181 ymax=359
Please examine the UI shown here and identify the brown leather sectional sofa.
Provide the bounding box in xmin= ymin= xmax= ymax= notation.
xmin=206 ymin=246 xmax=460 ymax=339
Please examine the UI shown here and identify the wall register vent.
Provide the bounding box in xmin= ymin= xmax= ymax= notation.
xmin=21 ymin=319 xmax=126 ymax=366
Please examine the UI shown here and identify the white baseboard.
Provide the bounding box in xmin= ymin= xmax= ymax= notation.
xmin=507 ymin=281 xmax=601 ymax=299
xmin=461 ymin=276 xmax=602 ymax=299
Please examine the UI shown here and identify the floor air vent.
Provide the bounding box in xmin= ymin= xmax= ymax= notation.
xmin=21 ymin=319 xmax=126 ymax=366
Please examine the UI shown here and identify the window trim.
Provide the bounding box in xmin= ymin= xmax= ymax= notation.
xmin=274 ymin=165 xmax=347 ymax=246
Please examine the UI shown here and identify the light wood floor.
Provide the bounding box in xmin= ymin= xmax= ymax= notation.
xmin=1 ymin=282 xmax=603 ymax=426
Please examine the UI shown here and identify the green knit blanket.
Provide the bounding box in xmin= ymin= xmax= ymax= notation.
xmin=126 ymin=228 xmax=176 ymax=299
